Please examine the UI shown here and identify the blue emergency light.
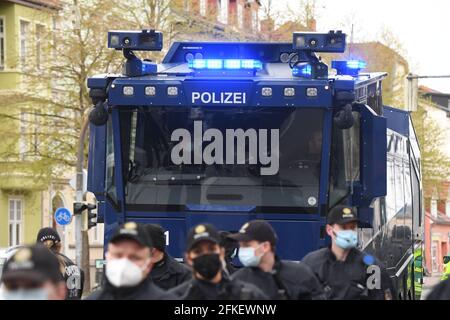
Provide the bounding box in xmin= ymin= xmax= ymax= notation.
xmin=188 ymin=59 xmax=263 ymax=71
xmin=332 ymin=60 xmax=367 ymax=76
xmin=292 ymin=63 xmax=313 ymax=78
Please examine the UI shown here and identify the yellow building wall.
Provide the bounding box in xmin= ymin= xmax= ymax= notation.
xmin=0 ymin=2 xmax=55 ymax=248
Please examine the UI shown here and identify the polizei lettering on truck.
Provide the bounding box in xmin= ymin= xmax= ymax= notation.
xmin=191 ymin=91 xmax=247 ymax=105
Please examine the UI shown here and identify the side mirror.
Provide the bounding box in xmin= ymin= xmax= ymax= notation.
xmin=334 ymin=103 xmax=355 ymax=129
xmin=89 ymin=101 xmax=109 ymax=126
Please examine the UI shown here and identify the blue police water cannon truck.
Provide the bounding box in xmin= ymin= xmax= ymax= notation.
xmin=87 ymin=29 xmax=424 ymax=299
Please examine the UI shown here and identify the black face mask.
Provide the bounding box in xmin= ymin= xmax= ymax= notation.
xmin=192 ymin=253 xmax=222 ymax=280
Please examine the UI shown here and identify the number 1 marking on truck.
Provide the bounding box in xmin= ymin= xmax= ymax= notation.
xmin=164 ymin=230 xmax=169 ymax=246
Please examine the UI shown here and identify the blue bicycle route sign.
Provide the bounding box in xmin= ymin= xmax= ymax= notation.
xmin=54 ymin=207 xmax=73 ymax=226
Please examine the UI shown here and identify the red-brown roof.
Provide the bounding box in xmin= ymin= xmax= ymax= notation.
xmin=419 ymin=85 xmax=442 ymax=94
xmin=5 ymin=0 xmax=60 ymax=10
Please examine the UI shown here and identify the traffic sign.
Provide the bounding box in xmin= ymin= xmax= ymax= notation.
xmin=54 ymin=207 xmax=73 ymax=226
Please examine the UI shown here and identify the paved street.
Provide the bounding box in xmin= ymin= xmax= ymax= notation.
xmin=421 ymin=275 xmax=442 ymax=300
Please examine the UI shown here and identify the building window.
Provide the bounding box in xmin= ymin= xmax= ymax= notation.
xmin=9 ymin=198 xmax=23 ymax=247
xmin=252 ymin=9 xmax=258 ymax=32
xmin=0 ymin=17 xmax=5 ymax=70
xmin=19 ymin=110 xmax=28 ymax=160
xmin=218 ymin=0 xmax=228 ymax=24
xmin=431 ymin=198 xmax=438 ymax=217
xmin=431 ymin=241 xmax=438 ymax=273
xmin=36 ymin=24 xmax=45 ymax=70
xmin=20 ymin=20 xmax=30 ymax=69
xmin=200 ymin=0 xmax=207 ymax=16
xmin=446 ymin=200 xmax=450 ymax=218
xmin=237 ymin=3 xmax=243 ymax=29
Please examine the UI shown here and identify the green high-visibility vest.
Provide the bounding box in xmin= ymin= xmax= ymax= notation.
xmin=442 ymin=261 xmax=450 ymax=281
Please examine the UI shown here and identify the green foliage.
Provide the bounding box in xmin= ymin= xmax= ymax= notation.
xmin=0 ymin=0 xmax=256 ymax=184
xmin=411 ymin=99 xmax=450 ymax=192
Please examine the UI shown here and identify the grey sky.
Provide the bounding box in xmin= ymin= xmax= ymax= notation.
xmin=264 ymin=0 xmax=450 ymax=93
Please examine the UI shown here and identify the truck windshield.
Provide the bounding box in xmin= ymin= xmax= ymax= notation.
xmin=118 ymin=107 xmax=324 ymax=213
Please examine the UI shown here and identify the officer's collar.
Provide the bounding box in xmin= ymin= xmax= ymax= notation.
xmin=273 ymin=255 xmax=283 ymax=273
xmin=153 ymin=253 xmax=167 ymax=268
xmin=247 ymin=255 xmax=281 ymax=275
xmin=104 ymin=276 xmax=151 ymax=298
xmin=194 ymin=271 xmax=229 ymax=287
xmin=326 ymin=246 xmax=359 ymax=262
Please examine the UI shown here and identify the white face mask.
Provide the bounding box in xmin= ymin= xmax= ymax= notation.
xmin=105 ymin=258 xmax=149 ymax=288
xmin=238 ymin=245 xmax=263 ymax=267
xmin=3 ymin=288 xmax=49 ymax=300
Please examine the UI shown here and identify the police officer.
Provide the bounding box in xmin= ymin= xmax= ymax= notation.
xmin=36 ymin=227 xmax=84 ymax=300
xmin=302 ymin=205 xmax=395 ymax=300
xmin=1 ymin=245 xmax=67 ymax=300
xmin=169 ymin=223 xmax=268 ymax=300
xmin=219 ymin=231 xmax=239 ymax=276
xmin=426 ymin=278 xmax=450 ymax=300
xmin=229 ymin=220 xmax=325 ymax=300
xmin=145 ymin=224 xmax=191 ymax=290
xmin=86 ymin=222 xmax=176 ymax=300
xmin=441 ymin=255 xmax=450 ymax=281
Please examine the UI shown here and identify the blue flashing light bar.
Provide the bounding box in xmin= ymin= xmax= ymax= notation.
xmin=224 ymin=59 xmax=241 ymax=69
xmin=332 ymin=60 xmax=366 ymax=76
xmin=347 ymin=60 xmax=367 ymax=69
xmin=206 ymin=59 xmax=223 ymax=69
xmin=188 ymin=59 xmax=263 ymax=70
xmin=292 ymin=63 xmax=313 ymax=78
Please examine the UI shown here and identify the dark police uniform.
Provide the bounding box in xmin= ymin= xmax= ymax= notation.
xmin=232 ymin=256 xmax=325 ymax=300
xmin=1 ymin=245 xmax=66 ymax=299
xmin=150 ymin=254 xmax=192 ymax=290
xmin=145 ymin=224 xmax=192 ymax=290
xmin=302 ymin=247 xmax=394 ymax=300
xmin=426 ymin=278 xmax=450 ymax=300
xmin=169 ymin=274 xmax=268 ymax=300
xmin=229 ymin=220 xmax=325 ymax=300
xmin=86 ymin=222 xmax=177 ymax=300
xmin=219 ymin=231 xmax=239 ymax=276
xmin=36 ymin=227 xmax=84 ymax=300
xmin=301 ymin=205 xmax=394 ymax=300
xmin=86 ymin=277 xmax=176 ymax=300
xmin=169 ymin=223 xmax=268 ymax=300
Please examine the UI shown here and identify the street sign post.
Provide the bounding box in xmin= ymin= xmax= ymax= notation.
xmin=54 ymin=207 xmax=73 ymax=226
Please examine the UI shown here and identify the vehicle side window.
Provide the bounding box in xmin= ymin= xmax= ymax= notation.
xmin=386 ymin=159 xmax=396 ymax=222
xmin=328 ymin=125 xmax=347 ymax=208
xmin=328 ymin=112 xmax=360 ymax=208
xmin=411 ymin=163 xmax=421 ymax=233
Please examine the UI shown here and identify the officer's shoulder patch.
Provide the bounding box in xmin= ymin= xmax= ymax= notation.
xmin=363 ymin=254 xmax=376 ymax=266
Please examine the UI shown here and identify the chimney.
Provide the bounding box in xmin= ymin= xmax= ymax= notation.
xmin=431 ymin=188 xmax=438 ymax=218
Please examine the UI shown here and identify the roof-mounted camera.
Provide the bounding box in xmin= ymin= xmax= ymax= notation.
xmin=108 ymin=29 xmax=163 ymax=51
xmin=108 ymin=29 xmax=163 ymax=77
xmin=290 ymin=30 xmax=346 ymax=79
xmin=293 ymin=30 xmax=346 ymax=53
